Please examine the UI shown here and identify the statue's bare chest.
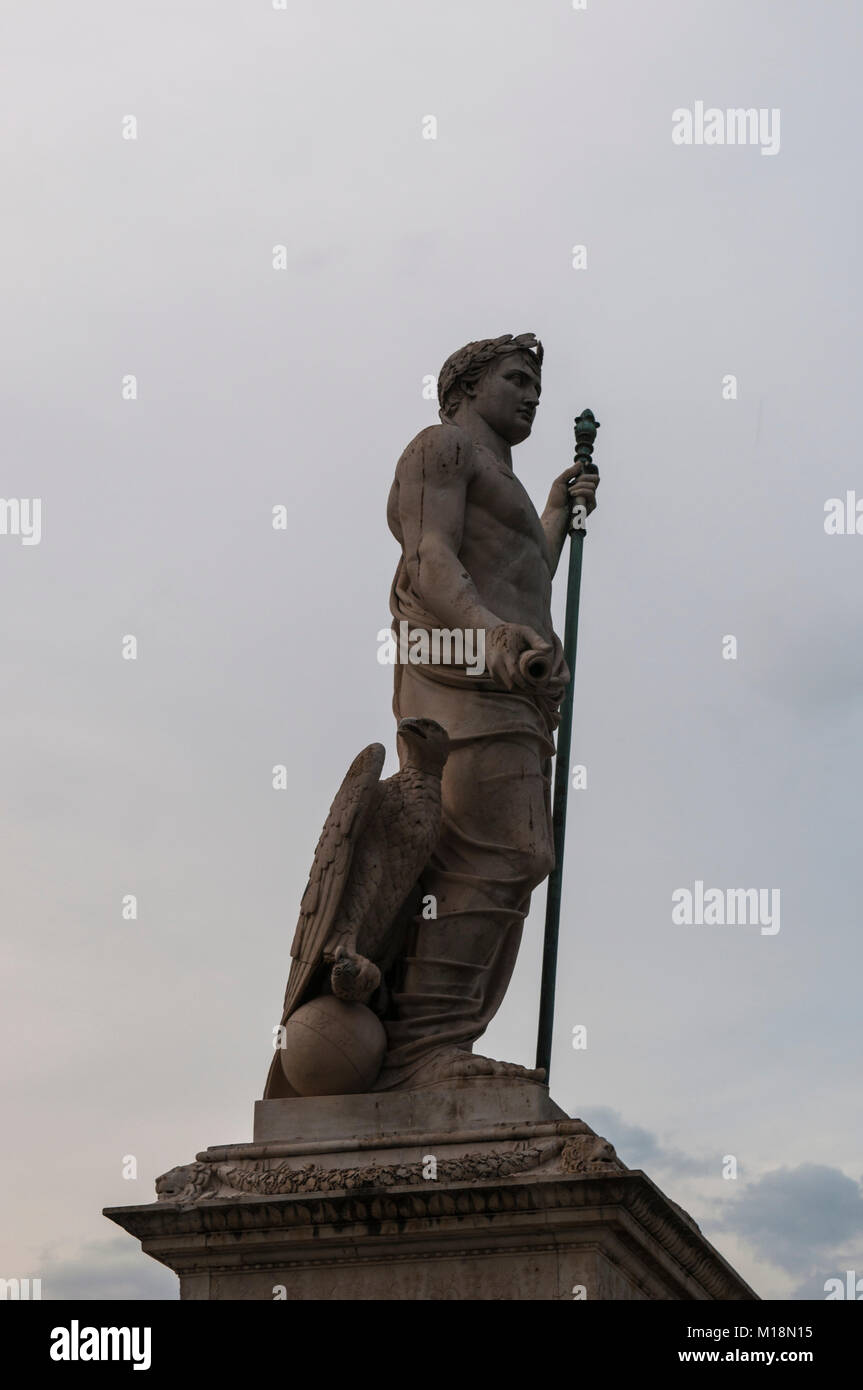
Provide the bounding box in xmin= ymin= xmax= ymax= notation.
xmin=465 ymin=447 xmax=546 ymax=550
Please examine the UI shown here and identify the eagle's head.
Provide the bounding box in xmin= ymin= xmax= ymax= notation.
xmin=396 ymin=717 xmax=449 ymax=776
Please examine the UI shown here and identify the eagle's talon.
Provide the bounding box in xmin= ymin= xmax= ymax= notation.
xmin=330 ymin=949 xmax=381 ymax=1004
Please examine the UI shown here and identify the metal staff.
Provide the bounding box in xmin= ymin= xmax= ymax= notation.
xmin=535 ymin=407 xmax=600 ymax=1081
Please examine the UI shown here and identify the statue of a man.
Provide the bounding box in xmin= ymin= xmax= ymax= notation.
xmin=378 ymin=334 xmax=599 ymax=1089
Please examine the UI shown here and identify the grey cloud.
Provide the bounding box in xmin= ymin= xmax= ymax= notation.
xmin=789 ymin=1262 xmax=863 ymax=1301
xmin=712 ymin=1164 xmax=863 ymax=1277
xmin=31 ymin=1238 xmax=178 ymax=1301
xmin=580 ymin=1107 xmax=706 ymax=1177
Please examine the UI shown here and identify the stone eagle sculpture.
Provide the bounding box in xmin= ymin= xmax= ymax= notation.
xmin=264 ymin=716 xmax=449 ymax=1098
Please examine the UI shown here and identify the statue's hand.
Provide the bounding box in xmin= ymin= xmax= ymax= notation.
xmin=547 ymin=461 xmax=600 ymax=527
xmin=486 ymin=623 xmax=554 ymax=693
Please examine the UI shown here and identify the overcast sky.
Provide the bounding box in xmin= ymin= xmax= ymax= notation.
xmin=2 ymin=0 xmax=861 ymax=1301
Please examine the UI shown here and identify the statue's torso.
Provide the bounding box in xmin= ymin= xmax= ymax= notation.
xmin=388 ymin=427 xmax=554 ymax=638
xmin=460 ymin=442 xmax=553 ymax=635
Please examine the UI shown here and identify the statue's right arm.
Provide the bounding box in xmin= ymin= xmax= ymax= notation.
xmin=394 ymin=425 xmax=504 ymax=632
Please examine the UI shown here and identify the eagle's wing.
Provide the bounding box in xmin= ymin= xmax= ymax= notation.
xmin=322 ymin=805 xmax=389 ymax=959
xmin=279 ymin=741 xmax=386 ymax=1024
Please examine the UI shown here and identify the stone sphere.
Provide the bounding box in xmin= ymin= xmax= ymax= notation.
xmin=279 ymin=995 xmax=387 ymax=1096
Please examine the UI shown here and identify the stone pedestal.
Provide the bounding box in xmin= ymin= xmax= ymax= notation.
xmin=104 ymin=1082 xmax=757 ymax=1300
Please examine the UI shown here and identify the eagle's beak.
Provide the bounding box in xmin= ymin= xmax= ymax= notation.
xmin=400 ymin=719 xmax=427 ymax=740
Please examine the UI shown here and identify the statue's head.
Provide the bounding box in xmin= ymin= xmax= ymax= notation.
xmin=437 ymin=333 xmax=543 ymax=445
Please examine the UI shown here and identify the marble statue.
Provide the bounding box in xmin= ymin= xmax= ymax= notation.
xmin=266 ymin=333 xmax=599 ymax=1098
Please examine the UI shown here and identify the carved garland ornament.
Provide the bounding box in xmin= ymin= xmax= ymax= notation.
xmin=155 ymin=1133 xmax=625 ymax=1206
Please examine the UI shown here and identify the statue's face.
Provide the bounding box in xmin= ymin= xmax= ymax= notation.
xmin=470 ymin=352 xmax=541 ymax=444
